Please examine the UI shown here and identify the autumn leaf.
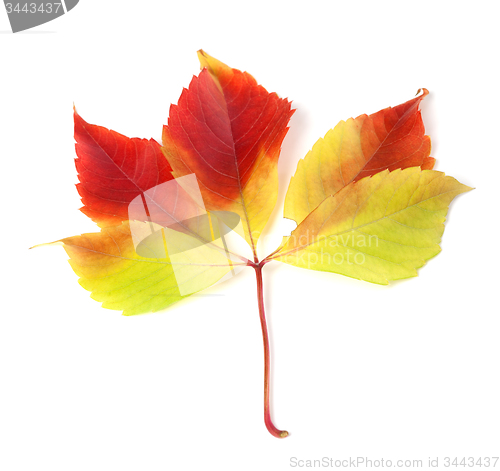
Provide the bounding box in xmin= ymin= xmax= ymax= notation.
xmin=52 ymin=221 xmax=242 ymax=316
xmin=162 ymin=50 xmax=294 ymax=258
xmin=37 ymin=51 xmax=471 ymax=439
xmin=74 ymin=110 xmax=175 ymax=228
xmin=53 ymin=222 xmax=189 ymax=316
xmin=270 ymin=168 xmax=471 ymax=283
xmin=284 ymin=90 xmax=435 ymax=225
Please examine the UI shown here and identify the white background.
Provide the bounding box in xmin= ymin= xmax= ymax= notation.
xmin=1 ymin=1 xmax=499 ymax=470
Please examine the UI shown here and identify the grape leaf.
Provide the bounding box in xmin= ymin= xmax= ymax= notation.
xmin=162 ymin=51 xmax=294 ymax=257
xmin=271 ymin=168 xmax=471 ymax=283
xmin=284 ymin=90 xmax=435 ymax=225
xmin=74 ymin=110 xmax=175 ymax=228
xmin=37 ymin=51 xmax=471 ymax=439
xmin=52 ymin=221 xmax=241 ymax=316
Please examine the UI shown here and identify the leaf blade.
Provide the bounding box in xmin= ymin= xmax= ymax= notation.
xmin=273 ymin=168 xmax=471 ymax=284
xmin=162 ymin=51 xmax=294 ymax=255
xmin=284 ymin=90 xmax=434 ymax=225
xmin=74 ymin=110 xmax=174 ymax=228
xmin=54 ymin=222 xmax=238 ymax=315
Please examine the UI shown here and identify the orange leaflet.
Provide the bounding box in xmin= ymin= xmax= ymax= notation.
xmin=74 ymin=110 xmax=174 ymax=227
xmin=284 ymin=90 xmax=435 ymax=225
xmin=162 ymin=51 xmax=295 ymax=257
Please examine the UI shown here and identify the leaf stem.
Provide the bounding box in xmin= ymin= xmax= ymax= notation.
xmin=253 ymin=262 xmax=288 ymax=439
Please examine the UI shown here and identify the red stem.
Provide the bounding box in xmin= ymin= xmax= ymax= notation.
xmin=253 ymin=262 xmax=288 ymax=438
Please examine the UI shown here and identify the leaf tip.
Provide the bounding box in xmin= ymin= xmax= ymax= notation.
xmin=196 ymin=50 xmax=230 ymax=90
xmin=197 ymin=48 xmax=207 ymax=62
xmin=416 ymin=88 xmax=429 ymax=98
xmin=29 ymin=241 xmax=64 ymax=250
xmin=464 ymin=184 xmax=475 ymax=193
xmin=197 ymin=49 xmax=213 ymax=71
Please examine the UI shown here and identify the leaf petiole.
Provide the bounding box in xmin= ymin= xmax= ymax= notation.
xmin=252 ymin=261 xmax=288 ymax=439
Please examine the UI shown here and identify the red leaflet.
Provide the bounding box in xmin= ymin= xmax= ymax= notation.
xmin=356 ymin=88 xmax=435 ymax=181
xmin=74 ymin=110 xmax=174 ymax=227
xmin=163 ymin=56 xmax=292 ymax=210
xmin=162 ymin=52 xmax=294 ymax=253
xmin=283 ymin=89 xmax=436 ymax=225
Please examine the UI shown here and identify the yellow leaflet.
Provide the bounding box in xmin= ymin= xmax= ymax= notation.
xmin=274 ymin=168 xmax=471 ymax=284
